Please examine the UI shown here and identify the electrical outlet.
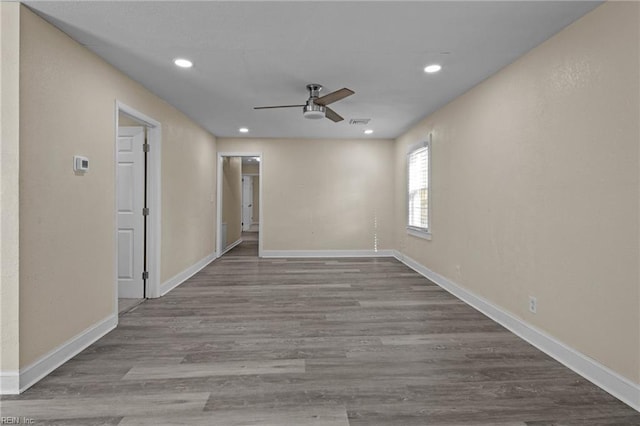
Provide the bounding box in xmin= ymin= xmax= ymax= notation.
xmin=528 ymin=296 xmax=537 ymax=314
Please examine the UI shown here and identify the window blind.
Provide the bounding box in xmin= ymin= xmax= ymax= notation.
xmin=408 ymin=145 xmax=429 ymax=230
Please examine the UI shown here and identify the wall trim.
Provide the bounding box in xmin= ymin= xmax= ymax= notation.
xmin=262 ymin=249 xmax=395 ymax=258
xmin=392 ymin=250 xmax=640 ymax=412
xmin=17 ymin=314 xmax=117 ymax=394
xmin=220 ymin=238 xmax=243 ymax=256
xmin=0 ymin=371 xmax=19 ymax=395
xmin=160 ymin=251 xmax=216 ymax=296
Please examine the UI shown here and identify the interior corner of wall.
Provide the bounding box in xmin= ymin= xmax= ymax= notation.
xmin=0 ymin=0 xmax=22 ymax=377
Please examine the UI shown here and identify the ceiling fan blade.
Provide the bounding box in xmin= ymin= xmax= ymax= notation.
xmin=254 ymin=104 xmax=305 ymax=110
xmin=324 ymin=107 xmax=344 ymax=122
xmin=314 ymin=88 xmax=354 ymax=106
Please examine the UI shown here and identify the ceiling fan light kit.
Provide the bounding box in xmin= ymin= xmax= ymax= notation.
xmin=254 ymin=84 xmax=354 ymax=123
xmin=303 ymin=102 xmax=325 ymax=120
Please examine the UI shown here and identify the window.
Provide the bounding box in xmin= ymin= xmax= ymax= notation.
xmin=407 ymin=136 xmax=431 ymax=238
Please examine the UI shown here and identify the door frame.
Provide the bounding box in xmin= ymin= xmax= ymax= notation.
xmin=216 ymin=152 xmax=263 ymax=257
xmin=114 ymin=101 xmax=162 ymax=310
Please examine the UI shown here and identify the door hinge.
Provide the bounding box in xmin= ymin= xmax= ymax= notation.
xmin=142 ymin=207 xmax=150 ymax=216
xmin=142 ymin=271 xmax=149 ymax=280
xmin=143 ymin=143 xmax=150 ymax=152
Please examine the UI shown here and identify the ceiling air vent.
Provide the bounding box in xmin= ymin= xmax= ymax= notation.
xmin=349 ymin=118 xmax=371 ymax=125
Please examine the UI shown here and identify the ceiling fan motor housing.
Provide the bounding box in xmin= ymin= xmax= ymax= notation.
xmin=303 ymin=84 xmax=325 ymax=119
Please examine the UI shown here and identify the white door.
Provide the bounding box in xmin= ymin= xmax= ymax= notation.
xmin=117 ymin=126 xmax=145 ymax=298
xmin=242 ymin=175 xmax=253 ymax=231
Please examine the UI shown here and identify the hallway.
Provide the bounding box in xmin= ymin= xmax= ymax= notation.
xmin=225 ymin=231 xmax=258 ymax=257
xmin=1 ymin=254 xmax=638 ymax=424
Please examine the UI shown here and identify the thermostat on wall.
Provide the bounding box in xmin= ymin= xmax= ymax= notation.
xmin=74 ymin=155 xmax=89 ymax=172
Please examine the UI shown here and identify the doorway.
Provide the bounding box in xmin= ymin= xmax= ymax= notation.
xmin=115 ymin=102 xmax=162 ymax=317
xmin=217 ymin=153 xmax=263 ymax=258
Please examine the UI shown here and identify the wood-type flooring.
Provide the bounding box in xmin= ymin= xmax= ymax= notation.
xmin=2 ymin=239 xmax=639 ymax=425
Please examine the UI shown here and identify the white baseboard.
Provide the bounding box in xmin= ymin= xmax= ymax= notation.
xmin=220 ymin=238 xmax=243 ymax=256
xmin=0 ymin=371 xmax=19 ymax=394
xmin=160 ymin=251 xmax=216 ymax=296
xmin=261 ymin=249 xmax=395 ymax=258
xmin=17 ymin=313 xmax=117 ymax=394
xmin=392 ymin=250 xmax=640 ymax=412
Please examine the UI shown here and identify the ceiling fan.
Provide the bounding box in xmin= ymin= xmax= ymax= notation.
xmin=254 ymin=84 xmax=354 ymax=122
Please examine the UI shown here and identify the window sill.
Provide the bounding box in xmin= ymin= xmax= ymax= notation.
xmin=407 ymin=227 xmax=432 ymax=241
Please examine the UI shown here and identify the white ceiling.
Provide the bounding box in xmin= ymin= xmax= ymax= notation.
xmin=25 ymin=1 xmax=601 ymax=139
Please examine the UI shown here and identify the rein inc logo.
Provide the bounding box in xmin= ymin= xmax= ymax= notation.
xmin=1 ymin=418 xmax=35 ymax=425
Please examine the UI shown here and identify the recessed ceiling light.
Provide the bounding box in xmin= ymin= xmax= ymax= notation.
xmin=239 ymin=127 xmax=249 ymax=133
xmin=424 ymin=64 xmax=442 ymax=74
xmin=174 ymin=58 xmax=193 ymax=68
xmin=364 ymin=129 xmax=374 ymax=135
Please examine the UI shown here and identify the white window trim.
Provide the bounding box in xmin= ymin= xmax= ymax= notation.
xmin=406 ymin=134 xmax=432 ymax=240
xmin=407 ymin=226 xmax=432 ymax=240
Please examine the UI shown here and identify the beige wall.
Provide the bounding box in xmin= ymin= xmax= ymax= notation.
xmin=222 ymin=157 xmax=242 ymax=246
xmin=0 ymin=1 xmax=21 ymax=374
xmin=18 ymin=6 xmax=216 ymax=367
xmin=217 ymin=138 xmax=395 ymax=251
xmin=394 ymin=2 xmax=639 ymax=382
